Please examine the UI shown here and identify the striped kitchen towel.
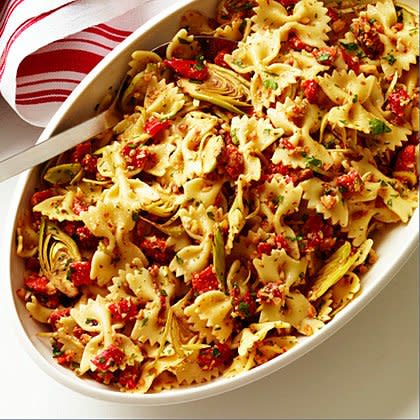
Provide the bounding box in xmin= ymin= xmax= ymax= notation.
xmin=0 ymin=0 xmax=167 ymax=127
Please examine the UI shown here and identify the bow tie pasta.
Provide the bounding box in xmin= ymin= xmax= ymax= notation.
xmin=17 ymin=0 xmax=418 ymax=393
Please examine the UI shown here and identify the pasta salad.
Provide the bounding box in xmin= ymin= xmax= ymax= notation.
xmin=16 ymin=0 xmax=418 ymax=393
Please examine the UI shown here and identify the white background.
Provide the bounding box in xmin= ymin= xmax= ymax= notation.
xmin=0 ymin=0 xmax=418 ymax=413
xmin=0 ymin=96 xmax=418 ymax=419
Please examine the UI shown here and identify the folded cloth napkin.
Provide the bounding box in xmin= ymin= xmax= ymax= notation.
xmin=0 ymin=0 xmax=167 ymax=127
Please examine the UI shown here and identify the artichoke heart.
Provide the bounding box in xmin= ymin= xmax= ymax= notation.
xmin=44 ymin=163 xmax=82 ymax=185
xmin=39 ymin=220 xmax=82 ymax=297
xmin=177 ymin=63 xmax=251 ymax=114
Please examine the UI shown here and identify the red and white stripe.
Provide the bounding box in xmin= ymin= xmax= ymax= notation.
xmin=0 ymin=0 xmax=157 ymax=126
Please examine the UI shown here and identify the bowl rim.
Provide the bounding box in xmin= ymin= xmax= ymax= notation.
xmin=4 ymin=0 xmax=419 ymax=406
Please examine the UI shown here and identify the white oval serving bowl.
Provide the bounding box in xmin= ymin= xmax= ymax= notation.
xmin=5 ymin=0 xmax=419 ymax=406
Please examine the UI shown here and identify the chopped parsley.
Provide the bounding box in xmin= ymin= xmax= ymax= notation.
xmin=317 ymin=52 xmax=331 ymax=62
xmin=369 ymin=118 xmax=392 ymax=135
xmin=160 ymin=289 xmax=168 ymax=297
xmin=207 ymin=210 xmax=215 ymax=220
xmin=273 ymin=195 xmax=285 ymax=205
xmin=340 ymin=42 xmax=359 ymax=52
xmin=231 ymin=128 xmax=239 ymax=145
xmin=52 ymin=344 xmax=63 ymax=358
xmin=385 ymin=54 xmax=396 ymax=65
xmin=141 ymin=317 xmax=149 ymax=327
xmin=238 ymin=302 xmax=250 ymax=317
xmin=212 ymin=347 xmax=221 ymax=357
xmin=352 ymin=94 xmax=359 ymax=103
xmin=195 ymin=54 xmax=205 ymax=71
xmin=304 ymin=154 xmax=323 ymax=169
xmin=263 ymin=78 xmax=279 ymax=90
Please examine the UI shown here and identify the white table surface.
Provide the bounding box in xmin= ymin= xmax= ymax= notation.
xmin=0 ymin=95 xmax=418 ymax=419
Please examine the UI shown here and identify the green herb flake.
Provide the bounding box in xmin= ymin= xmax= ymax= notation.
xmin=141 ymin=317 xmax=149 ymax=327
xmin=385 ymin=54 xmax=396 ymax=65
xmin=160 ymin=289 xmax=168 ymax=297
xmin=352 ymin=94 xmax=359 ymax=103
xmin=305 ymin=155 xmax=323 ymax=169
xmin=207 ymin=211 xmax=215 ymax=220
xmin=386 ymin=198 xmax=393 ymax=207
xmin=52 ymin=344 xmax=64 ymax=358
xmin=238 ymin=302 xmax=250 ymax=317
xmin=317 ymin=53 xmax=331 ymax=62
xmin=340 ymin=42 xmax=359 ymax=52
xmin=369 ymin=118 xmax=392 ymax=135
xmin=263 ymin=78 xmax=279 ymax=90
xmin=273 ymin=195 xmax=285 ymax=205
xmin=212 ymin=347 xmax=221 ymax=357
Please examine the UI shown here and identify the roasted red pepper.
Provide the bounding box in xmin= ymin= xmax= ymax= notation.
xmin=144 ymin=117 xmax=172 ymax=138
xmin=24 ymin=274 xmax=52 ymax=295
xmin=92 ymin=345 xmax=125 ymax=371
xmin=163 ymin=58 xmax=209 ymax=80
xmin=117 ymin=366 xmax=140 ymax=389
xmin=68 ymin=261 xmax=91 ymax=287
xmin=108 ymin=299 xmax=138 ymax=323
xmin=394 ymin=145 xmax=417 ymax=172
xmin=340 ymin=47 xmax=360 ymax=74
xmin=387 ymin=86 xmax=410 ymax=123
xmin=121 ymin=144 xmax=157 ymax=170
xmin=191 ymin=266 xmax=219 ymax=295
xmin=140 ymin=237 xmax=173 ymax=265
xmin=218 ymin=144 xmax=245 ymax=180
xmin=31 ymin=188 xmax=57 ymax=207
xmin=197 ymin=342 xmax=232 ymax=371
xmin=302 ymin=79 xmax=319 ymax=104
xmin=48 ymin=308 xmax=71 ymax=329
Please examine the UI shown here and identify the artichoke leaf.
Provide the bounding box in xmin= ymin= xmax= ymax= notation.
xmin=213 ymin=228 xmax=226 ymax=292
xmin=309 ymin=242 xmax=359 ymax=302
xmin=177 ymin=63 xmax=251 ymax=114
xmin=39 ymin=220 xmax=82 ymax=297
xmin=44 ymin=163 xmax=82 ymax=185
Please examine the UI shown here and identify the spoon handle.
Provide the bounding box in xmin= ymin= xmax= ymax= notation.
xmin=0 ymin=109 xmax=116 ymax=183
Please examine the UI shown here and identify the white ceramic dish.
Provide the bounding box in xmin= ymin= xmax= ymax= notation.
xmin=5 ymin=0 xmax=419 ymax=406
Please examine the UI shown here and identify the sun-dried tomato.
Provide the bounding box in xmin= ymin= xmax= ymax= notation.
xmin=117 ymin=366 xmax=140 ymax=390
xmin=219 ymin=144 xmax=245 ymax=180
xmin=68 ymin=261 xmax=91 ymax=287
xmin=90 ymin=370 xmax=116 ymax=385
xmin=387 ymin=87 xmax=410 ymax=124
xmin=71 ymin=141 xmax=92 ymax=163
xmin=140 ymin=237 xmax=173 ymax=265
xmin=31 ymin=188 xmax=57 ymax=207
xmin=213 ymin=50 xmax=230 ymax=68
xmin=92 ymin=345 xmax=125 ymax=371
xmin=336 ymin=170 xmax=364 ymax=195
xmin=197 ymin=342 xmax=233 ymax=371
xmin=72 ymin=197 xmax=89 ymax=215
xmin=48 ymin=308 xmax=71 ymax=329
xmin=24 ymin=274 xmax=52 ymax=295
xmin=191 ymin=266 xmax=219 ymax=295
xmin=257 ymin=242 xmax=274 ymax=258
xmin=302 ymin=79 xmax=319 ymax=104
xmin=340 ymin=47 xmax=360 ymax=74
xmin=288 ymin=34 xmax=309 ymax=51
xmin=327 ymin=7 xmax=339 ymax=21
xmin=164 ymin=58 xmax=209 ymax=81
xmin=81 ymin=153 xmax=98 ymax=177
xmin=394 ymin=145 xmax=417 ymax=172
xmin=257 ymin=282 xmax=284 ymax=304
xmin=302 ymin=214 xmax=336 ymax=252
xmin=121 ymin=144 xmax=157 ymax=171
xmin=233 ymin=289 xmax=257 ymax=319
xmin=351 ymin=16 xmax=384 ymax=60
xmin=109 ymin=299 xmax=138 ymax=323
xmin=144 ymin=117 xmax=172 ymax=138
xmin=55 ymin=351 xmax=75 ymax=366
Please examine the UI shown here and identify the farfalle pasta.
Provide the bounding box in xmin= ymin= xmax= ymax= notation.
xmin=16 ymin=0 xmax=418 ymax=393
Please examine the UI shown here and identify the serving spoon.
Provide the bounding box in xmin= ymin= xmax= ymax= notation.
xmin=0 ymin=36 xmax=236 ymax=183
